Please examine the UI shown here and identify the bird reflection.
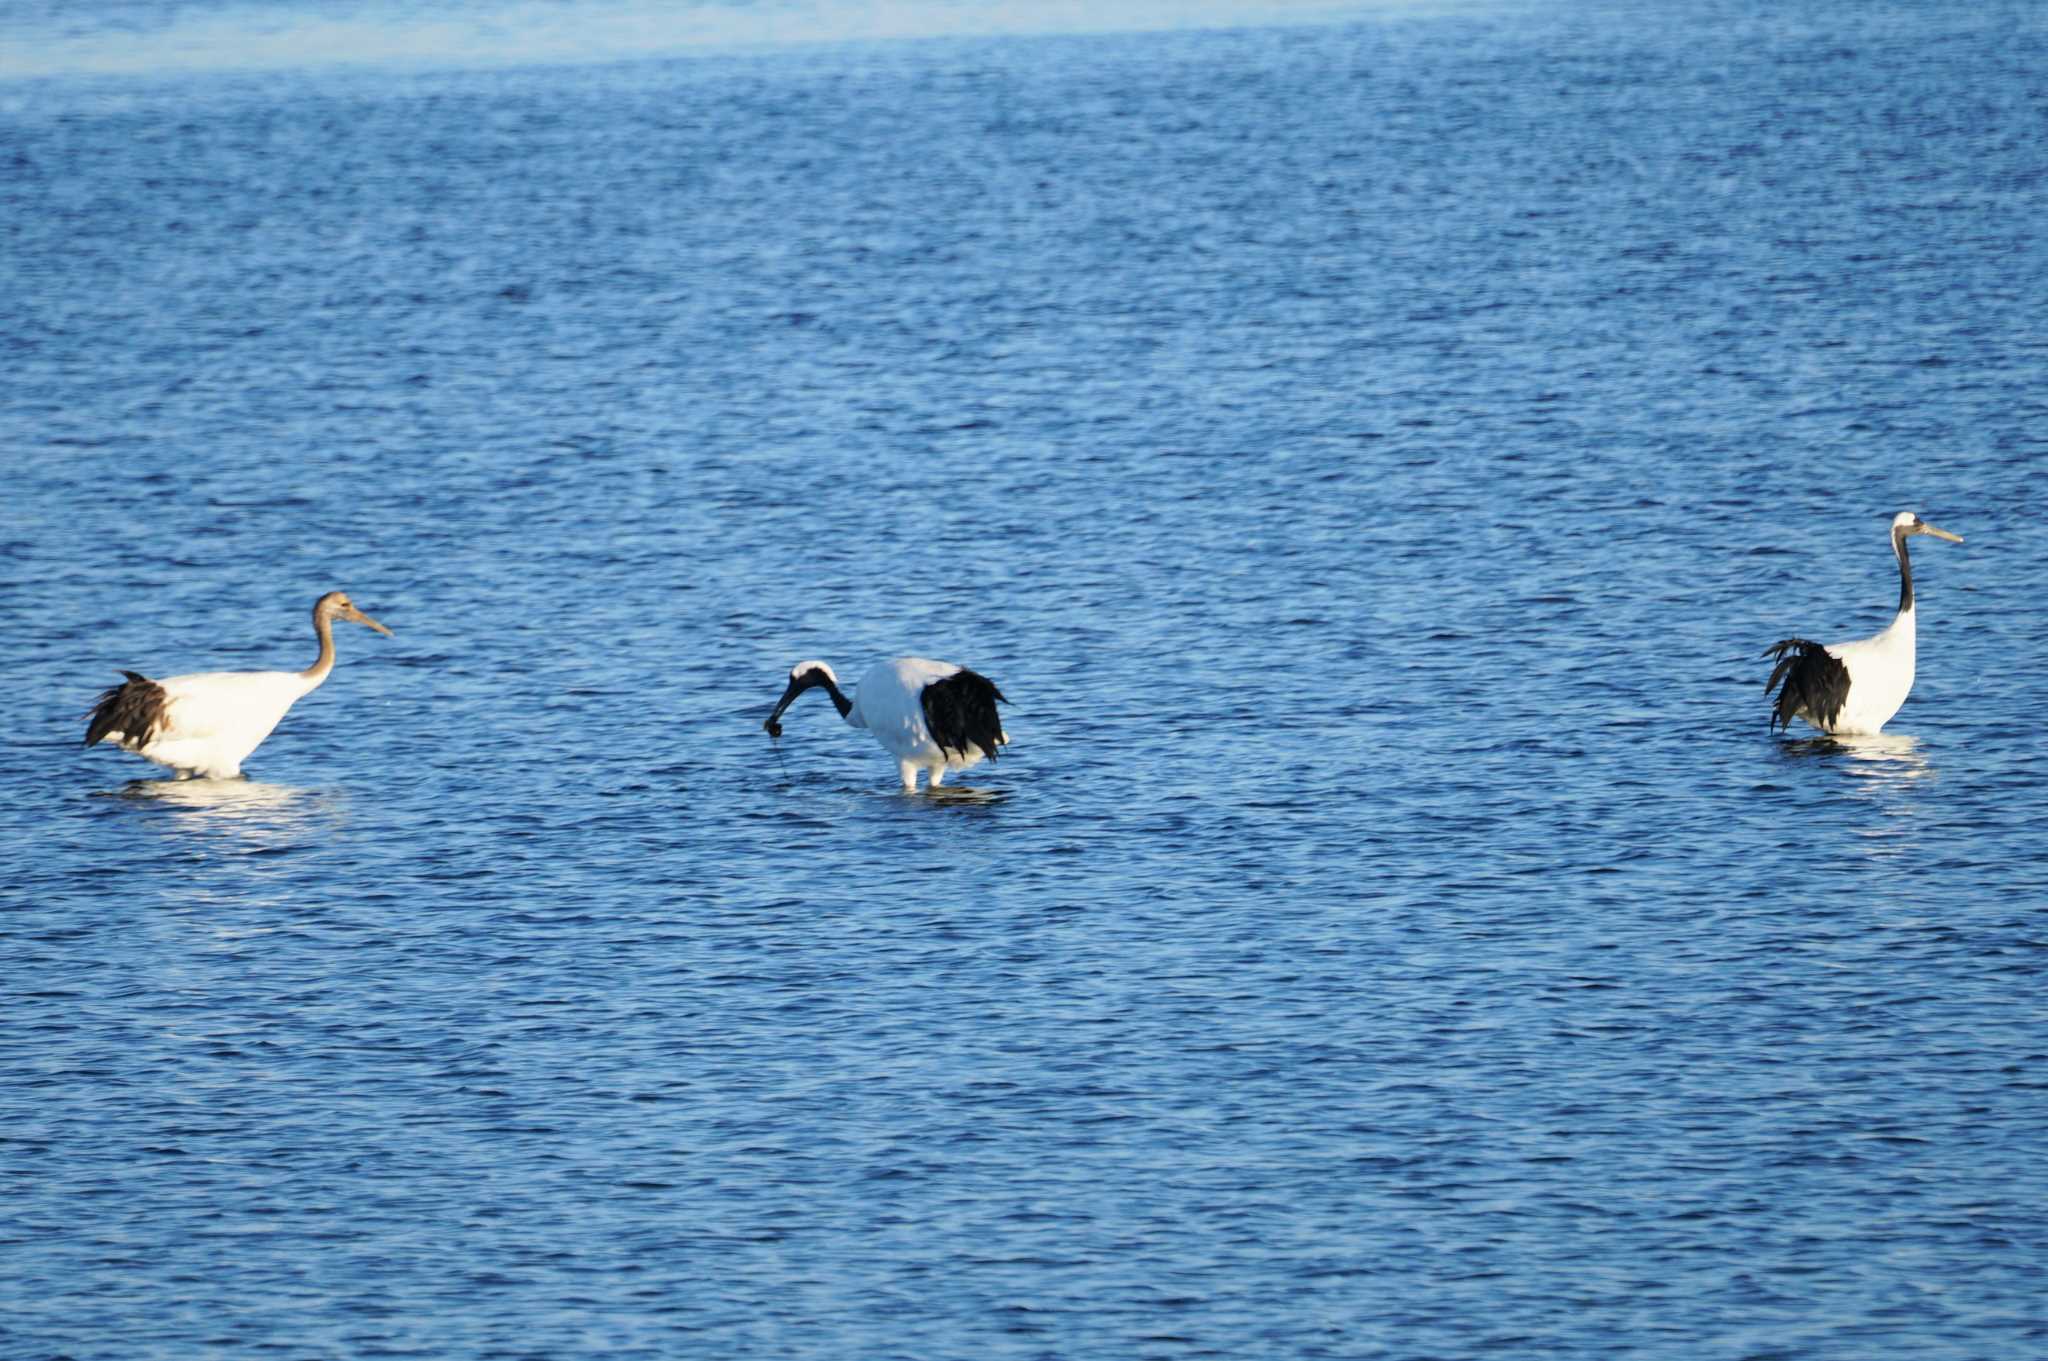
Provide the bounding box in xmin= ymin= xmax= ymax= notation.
xmin=919 ymin=784 xmax=1011 ymax=808
xmin=102 ymin=778 xmax=339 ymax=849
xmin=1776 ymin=731 xmax=1931 ymax=780
xmin=1777 ymin=732 xmax=1932 ymax=857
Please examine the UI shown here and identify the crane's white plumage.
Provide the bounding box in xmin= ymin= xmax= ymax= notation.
xmin=764 ymin=656 xmax=1009 ymax=791
xmin=84 ymin=591 xmax=393 ymax=779
xmin=1763 ymin=511 xmax=1962 ymax=736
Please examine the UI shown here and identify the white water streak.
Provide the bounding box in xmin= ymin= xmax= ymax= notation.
xmin=0 ymin=0 xmax=1490 ymax=81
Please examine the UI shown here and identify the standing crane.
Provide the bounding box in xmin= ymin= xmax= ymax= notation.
xmin=764 ymin=657 xmax=1008 ymax=791
xmin=84 ymin=591 xmax=394 ymax=779
xmin=1764 ymin=512 xmax=1962 ymax=735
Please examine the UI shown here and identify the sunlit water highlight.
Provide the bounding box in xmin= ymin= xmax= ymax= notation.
xmin=0 ymin=0 xmax=1411 ymax=79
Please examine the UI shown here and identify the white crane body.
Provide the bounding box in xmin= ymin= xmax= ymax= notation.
xmin=117 ymin=670 xmax=324 ymax=778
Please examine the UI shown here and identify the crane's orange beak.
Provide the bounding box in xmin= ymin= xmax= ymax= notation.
xmin=1917 ymin=522 xmax=1962 ymax=544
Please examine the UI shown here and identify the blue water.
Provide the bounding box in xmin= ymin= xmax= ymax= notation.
xmin=4 ymin=2 xmax=2047 ymax=1356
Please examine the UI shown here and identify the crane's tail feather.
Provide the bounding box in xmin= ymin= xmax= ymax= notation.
xmin=84 ymin=670 xmax=169 ymax=749
xmin=1761 ymin=639 xmax=1849 ymax=733
xmin=921 ymin=669 xmax=1008 ymax=763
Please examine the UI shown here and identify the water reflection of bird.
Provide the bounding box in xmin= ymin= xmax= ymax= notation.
xmin=119 ymin=778 xmax=309 ymax=811
xmin=763 ymin=657 xmax=1008 ymax=791
xmin=1778 ymin=732 xmax=1932 ymax=778
xmin=1763 ymin=512 xmax=1962 ymax=735
xmin=84 ymin=592 xmax=393 ymax=779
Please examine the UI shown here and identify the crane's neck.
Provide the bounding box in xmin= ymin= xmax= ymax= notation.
xmin=1892 ymin=522 xmax=1915 ymax=617
xmin=300 ymin=609 xmax=338 ymax=689
xmin=818 ymin=672 xmax=854 ymax=721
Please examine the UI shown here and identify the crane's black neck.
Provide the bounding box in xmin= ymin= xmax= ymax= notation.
xmin=1893 ymin=522 xmax=1914 ymax=616
xmin=793 ymin=667 xmax=851 ymax=719
xmin=765 ymin=665 xmax=853 ymax=738
xmin=818 ymin=672 xmax=853 ymax=720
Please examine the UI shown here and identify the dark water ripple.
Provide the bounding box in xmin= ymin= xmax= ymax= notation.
xmin=4 ymin=2 xmax=2048 ymax=1357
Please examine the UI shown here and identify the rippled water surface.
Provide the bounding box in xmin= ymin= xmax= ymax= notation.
xmin=4 ymin=2 xmax=2047 ymax=1356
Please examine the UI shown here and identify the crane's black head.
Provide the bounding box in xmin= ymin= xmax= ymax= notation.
xmin=1892 ymin=511 xmax=1963 ymax=544
xmin=763 ymin=661 xmax=844 ymax=737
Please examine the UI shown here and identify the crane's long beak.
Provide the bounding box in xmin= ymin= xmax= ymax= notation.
xmin=347 ymin=605 xmax=395 ymax=637
xmin=1920 ymin=522 xmax=1963 ymax=543
xmin=763 ymin=679 xmax=803 ymax=738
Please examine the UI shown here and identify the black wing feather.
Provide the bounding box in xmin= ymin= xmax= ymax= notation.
xmin=84 ymin=670 xmax=168 ymax=749
xmin=920 ymin=669 xmax=1008 ymax=762
xmin=1761 ymin=639 xmax=1850 ymax=733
